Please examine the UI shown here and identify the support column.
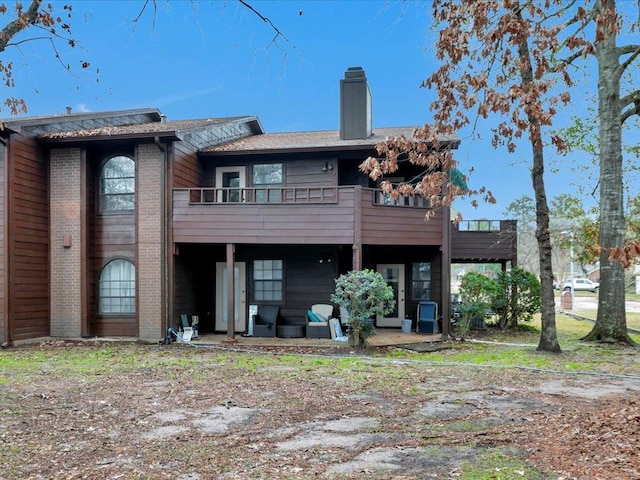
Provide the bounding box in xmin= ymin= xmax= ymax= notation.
xmin=353 ymin=185 xmax=362 ymax=271
xmin=441 ymin=208 xmax=451 ymax=340
xmin=226 ymin=243 xmax=235 ymax=339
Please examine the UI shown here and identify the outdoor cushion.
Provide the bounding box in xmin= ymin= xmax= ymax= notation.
xmin=307 ymin=310 xmax=323 ymax=323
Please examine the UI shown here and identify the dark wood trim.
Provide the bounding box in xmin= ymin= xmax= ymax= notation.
xmin=353 ymin=185 xmax=362 ymax=270
xmin=441 ymin=204 xmax=451 ymax=339
xmin=226 ymin=243 xmax=235 ymax=339
xmin=2 ymin=143 xmax=8 ymax=344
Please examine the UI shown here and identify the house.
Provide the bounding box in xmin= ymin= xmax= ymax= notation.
xmin=0 ymin=67 xmax=517 ymax=346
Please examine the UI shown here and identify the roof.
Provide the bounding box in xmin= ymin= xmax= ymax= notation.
xmin=202 ymin=127 xmax=460 ymax=155
xmin=39 ymin=116 xmax=250 ymax=138
xmin=37 ymin=116 xmax=262 ymax=144
xmin=1 ymin=108 xmax=163 ymax=135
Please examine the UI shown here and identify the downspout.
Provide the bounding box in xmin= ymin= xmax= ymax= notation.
xmin=154 ymin=137 xmax=168 ymax=337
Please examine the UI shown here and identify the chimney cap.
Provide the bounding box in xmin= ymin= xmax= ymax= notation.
xmin=344 ymin=66 xmax=365 ymax=79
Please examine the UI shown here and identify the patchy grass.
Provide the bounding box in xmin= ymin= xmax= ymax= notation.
xmin=1 ymin=340 xmax=639 ymax=479
xmin=459 ymin=451 xmax=549 ymax=480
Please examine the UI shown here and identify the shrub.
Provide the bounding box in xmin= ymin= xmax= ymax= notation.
xmin=331 ymin=269 xmax=395 ymax=347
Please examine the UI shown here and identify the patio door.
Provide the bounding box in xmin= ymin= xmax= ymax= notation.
xmin=215 ymin=166 xmax=246 ymax=203
xmin=215 ymin=262 xmax=247 ymax=332
xmin=376 ymin=264 xmax=405 ymax=327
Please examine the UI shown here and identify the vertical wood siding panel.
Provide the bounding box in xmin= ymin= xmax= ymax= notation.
xmin=9 ymin=135 xmax=49 ymax=341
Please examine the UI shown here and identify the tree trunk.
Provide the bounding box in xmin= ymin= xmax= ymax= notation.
xmin=582 ymin=0 xmax=634 ymax=345
xmin=514 ymin=13 xmax=561 ymax=353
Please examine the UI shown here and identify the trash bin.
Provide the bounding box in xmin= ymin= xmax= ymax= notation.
xmin=401 ymin=318 xmax=412 ymax=333
xmin=561 ymin=291 xmax=573 ymax=310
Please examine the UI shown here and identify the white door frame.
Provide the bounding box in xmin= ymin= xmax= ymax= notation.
xmin=215 ymin=262 xmax=247 ymax=332
xmin=376 ymin=264 xmax=405 ymax=327
xmin=215 ymin=166 xmax=246 ymax=203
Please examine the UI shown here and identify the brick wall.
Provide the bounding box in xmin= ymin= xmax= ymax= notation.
xmin=137 ymin=143 xmax=165 ymax=341
xmin=50 ymin=148 xmax=83 ymax=337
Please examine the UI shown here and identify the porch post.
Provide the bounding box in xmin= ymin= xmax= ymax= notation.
xmin=226 ymin=243 xmax=235 ymax=339
xmin=441 ymin=208 xmax=451 ymax=340
xmin=353 ymin=185 xmax=362 ymax=270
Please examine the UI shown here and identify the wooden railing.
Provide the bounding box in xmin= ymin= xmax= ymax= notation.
xmin=187 ymin=187 xmax=339 ymax=205
xmin=456 ymin=220 xmax=502 ymax=232
xmin=371 ymin=191 xmax=432 ymax=208
xmin=182 ymin=186 xmax=437 ymax=209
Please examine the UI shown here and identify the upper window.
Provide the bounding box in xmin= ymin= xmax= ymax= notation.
xmin=99 ymin=259 xmax=136 ymax=314
xmin=412 ymin=262 xmax=432 ymax=301
xmin=253 ymin=260 xmax=283 ymax=301
xmin=100 ymin=156 xmax=135 ymax=211
xmin=253 ymin=164 xmax=282 ymax=203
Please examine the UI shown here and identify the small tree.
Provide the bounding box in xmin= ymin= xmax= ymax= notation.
xmin=492 ymin=267 xmax=541 ymax=330
xmin=331 ymin=269 xmax=395 ymax=347
xmin=457 ymin=272 xmax=497 ymax=338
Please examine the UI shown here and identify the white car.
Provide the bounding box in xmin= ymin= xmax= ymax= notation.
xmin=563 ymin=278 xmax=599 ymax=293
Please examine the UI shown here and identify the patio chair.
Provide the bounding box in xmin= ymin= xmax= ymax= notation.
xmin=252 ymin=305 xmax=279 ymax=337
xmin=306 ymin=304 xmax=334 ymax=339
xmin=339 ymin=306 xmax=351 ymax=325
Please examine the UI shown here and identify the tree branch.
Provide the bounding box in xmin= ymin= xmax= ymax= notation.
xmin=0 ymin=0 xmax=41 ymax=53
xmin=238 ymin=0 xmax=292 ymax=50
xmin=617 ymin=43 xmax=640 ymax=77
xmin=621 ymin=89 xmax=640 ymax=124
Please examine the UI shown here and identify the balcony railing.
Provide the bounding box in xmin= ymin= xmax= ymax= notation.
xmin=185 ymin=186 xmax=431 ymax=209
xmin=372 ymin=191 xmax=431 ymax=208
xmin=187 ymin=187 xmax=338 ymax=205
xmin=456 ymin=220 xmax=502 ymax=232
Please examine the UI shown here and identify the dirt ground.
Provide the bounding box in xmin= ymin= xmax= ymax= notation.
xmin=1 ymin=340 xmax=639 ymax=479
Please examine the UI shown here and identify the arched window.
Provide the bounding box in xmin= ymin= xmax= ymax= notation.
xmin=100 ymin=155 xmax=135 ymax=211
xmin=99 ymin=259 xmax=136 ymax=314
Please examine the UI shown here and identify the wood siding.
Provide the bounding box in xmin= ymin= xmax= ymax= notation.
xmin=173 ymin=187 xmax=445 ymax=246
xmin=0 ymin=144 xmax=4 ymax=343
xmin=172 ymin=135 xmax=202 ymax=189
xmin=360 ymin=190 xmax=443 ymax=245
xmin=451 ymin=220 xmax=518 ymax=264
xmin=8 ymin=135 xmax=49 ymax=340
xmin=173 ymin=188 xmax=357 ymax=244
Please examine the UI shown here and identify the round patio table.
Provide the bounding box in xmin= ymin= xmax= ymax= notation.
xmin=276 ymin=325 xmax=305 ymax=338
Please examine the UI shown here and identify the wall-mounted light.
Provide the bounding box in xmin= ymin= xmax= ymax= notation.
xmin=322 ymin=162 xmax=334 ymax=173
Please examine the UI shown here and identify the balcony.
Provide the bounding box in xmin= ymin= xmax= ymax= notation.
xmin=173 ymin=186 xmax=442 ymax=246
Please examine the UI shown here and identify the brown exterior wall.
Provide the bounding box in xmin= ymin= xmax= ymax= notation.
xmin=0 ymin=144 xmax=5 ymax=343
xmin=173 ymin=138 xmax=202 ymax=189
xmin=49 ymin=148 xmax=83 ymax=337
xmin=8 ymin=134 xmax=49 ymax=340
xmin=451 ymin=220 xmax=518 ymax=264
xmin=173 ymin=187 xmax=445 ymax=247
xmin=360 ymin=190 xmax=443 ymax=245
xmin=137 ymin=143 xmax=165 ymax=341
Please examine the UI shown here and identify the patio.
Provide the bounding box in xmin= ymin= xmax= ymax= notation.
xmin=185 ymin=328 xmax=445 ymax=349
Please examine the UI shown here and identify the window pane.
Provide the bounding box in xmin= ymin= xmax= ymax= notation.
xmin=99 ymin=259 xmax=136 ymax=314
xmin=253 ymin=259 xmax=283 ymax=302
xmin=101 ymin=156 xmax=135 ymax=211
xmin=253 ymin=164 xmax=282 ymax=185
xmin=412 ymin=262 xmax=431 ymax=300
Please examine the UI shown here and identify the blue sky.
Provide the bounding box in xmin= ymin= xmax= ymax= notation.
xmin=5 ymin=0 xmax=630 ymax=220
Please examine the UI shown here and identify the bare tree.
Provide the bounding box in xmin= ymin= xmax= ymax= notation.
xmin=0 ymin=0 xmax=85 ymax=115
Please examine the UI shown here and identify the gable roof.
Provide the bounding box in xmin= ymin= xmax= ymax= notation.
xmin=202 ymin=127 xmax=459 ymax=156
xmin=1 ymin=108 xmax=163 ymax=136
xmin=37 ymin=116 xmax=263 ymax=146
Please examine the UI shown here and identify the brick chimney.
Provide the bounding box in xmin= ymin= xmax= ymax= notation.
xmin=340 ymin=67 xmax=372 ymax=140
